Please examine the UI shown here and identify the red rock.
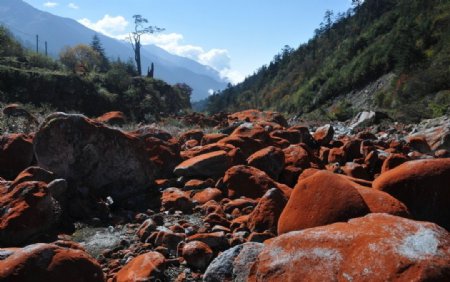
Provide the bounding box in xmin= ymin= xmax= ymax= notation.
xmin=149 ymin=231 xmax=186 ymax=251
xmin=247 ymin=232 xmax=275 ymax=243
xmin=228 ymin=110 xmax=288 ymax=127
xmin=0 ymin=181 xmax=61 ymax=246
xmin=204 ymin=212 xmax=230 ymax=227
xmin=269 ymin=129 xmax=301 ymax=144
xmin=174 ymin=150 xmax=232 ymax=177
xmin=11 ymin=166 xmax=55 ymax=187
xmin=161 ymin=188 xmax=193 ymax=213
xmin=201 ymin=133 xmax=228 ymax=145
xmin=223 ymin=165 xmax=291 ymax=199
xmin=327 ymin=147 xmax=346 ymax=164
xmin=278 ymin=170 xmax=370 ymax=234
xmin=231 ymin=124 xmax=270 ymax=143
xmin=381 ymin=153 xmax=408 ymax=173
xmin=0 ymin=134 xmax=34 ymax=180
xmin=373 ymin=158 xmax=450 ymax=229
xmin=178 ymin=129 xmax=204 ymax=145
xmin=184 ymin=178 xmax=214 ymax=190
xmin=192 ymin=188 xmax=223 ymax=204
xmin=181 ymin=143 xmax=235 ymax=159
xmin=218 ymin=136 xmax=264 ymax=158
xmin=247 ymin=146 xmax=285 ymax=179
xmin=247 ymin=188 xmax=288 ymax=234
xmin=181 ymin=241 xmax=214 ymax=270
xmin=0 ymin=243 xmax=103 ymax=282
xmin=249 ymin=214 xmax=450 ymax=282
xmin=342 ymin=139 xmax=362 ymax=161
xmin=181 ymin=139 xmax=199 ymax=150
xmin=142 ymin=136 xmax=181 ymax=178
xmin=356 ymin=186 xmax=410 ymax=217
xmin=341 ymin=162 xmax=370 ymax=180
xmin=283 ymin=145 xmax=312 ymax=169
xmin=96 ymin=111 xmax=126 ymax=125
xmin=224 ymin=198 xmax=257 ymax=213
xmin=187 ymin=232 xmax=229 ymax=252
xmin=407 ymin=136 xmax=432 ymax=154
xmin=230 ymin=215 xmax=250 ymax=231
xmin=128 ymin=126 xmax=173 ymax=141
xmin=200 ymin=200 xmax=226 ymax=216
xmin=289 ymin=126 xmax=317 ymax=147
xmin=113 ymin=252 xmax=166 ymax=282
xmin=278 ymin=166 xmax=303 ymax=187
xmin=136 ymin=218 xmax=158 ymax=242
xmin=313 ymin=124 xmax=334 ymax=145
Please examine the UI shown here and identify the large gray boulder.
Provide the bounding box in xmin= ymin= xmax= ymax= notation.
xmin=33 ymin=113 xmax=155 ymax=206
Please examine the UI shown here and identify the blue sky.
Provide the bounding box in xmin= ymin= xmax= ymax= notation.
xmin=23 ymin=0 xmax=353 ymax=83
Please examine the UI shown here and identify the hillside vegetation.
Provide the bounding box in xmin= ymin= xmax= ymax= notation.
xmin=0 ymin=27 xmax=191 ymax=121
xmin=206 ymin=0 xmax=450 ymax=122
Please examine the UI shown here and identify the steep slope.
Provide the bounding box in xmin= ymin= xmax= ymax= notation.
xmin=206 ymin=0 xmax=450 ymax=122
xmin=0 ymin=0 xmax=227 ymax=101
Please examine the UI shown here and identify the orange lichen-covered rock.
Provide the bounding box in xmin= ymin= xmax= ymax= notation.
xmin=374 ymin=158 xmax=450 ymax=230
xmin=0 ymin=181 xmax=61 ymax=246
xmin=249 ymin=214 xmax=450 ymax=281
xmin=218 ymin=135 xmax=264 ymax=158
xmin=192 ymin=188 xmax=223 ymax=204
xmin=161 ymin=188 xmax=193 ymax=213
xmin=230 ymin=124 xmax=270 ymax=143
xmin=181 ymin=241 xmax=214 ymax=271
xmin=0 ymin=243 xmax=104 ymax=282
xmin=223 ymin=165 xmax=291 ymax=199
xmin=381 ymin=153 xmax=408 ymax=173
xmin=0 ymin=134 xmax=34 ymax=180
xmin=247 ymin=188 xmax=288 ymax=234
xmin=96 ymin=111 xmax=126 ymax=125
xmin=278 ymin=170 xmax=369 ymax=234
xmin=174 ymin=150 xmax=231 ymax=177
xmin=355 ymin=186 xmax=410 ymax=217
xmin=113 ymin=252 xmax=166 ymax=282
xmin=313 ymin=124 xmax=334 ymax=146
xmin=247 ymin=146 xmax=285 ymax=180
xmin=282 ymin=145 xmax=312 ymax=169
xmin=228 ymin=109 xmax=288 ymax=127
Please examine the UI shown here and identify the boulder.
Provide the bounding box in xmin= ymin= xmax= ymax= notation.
xmin=161 ymin=188 xmax=193 ymax=213
xmin=141 ymin=136 xmax=181 ymax=178
xmin=174 ymin=150 xmax=231 ymax=178
xmin=228 ymin=110 xmax=288 ymax=127
xmin=282 ymin=145 xmax=312 ymax=169
xmin=381 ymin=153 xmax=408 ymax=173
xmin=247 ymin=188 xmax=288 ymax=234
xmin=409 ymin=115 xmax=450 ymax=151
xmin=33 ymin=113 xmax=155 ymax=207
xmin=278 ymin=170 xmax=370 ymax=234
xmin=247 ymin=146 xmax=285 ymax=179
xmin=192 ymin=188 xmax=223 ymax=204
xmin=96 ymin=111 xmax=126 ymax=125
xmin=181 ymin=241 xmax=214 ymax=271
xmin=204 ymin=242 xmax=264 ymax=282
xmin=0 ymin=242 xmax=104 ymax=282
xmin=0 ymin=134 xmax=34 ymax=180
xmin=313 ymin=124 xmax=334 ymax=146
xmin=0 ymin=181 xmax=61 ymax=246
xmin=222 ymin=165 xmax=291 ymax=199
xmin=249 ymin=214 xmax=450 ymax=281
xmin=373 ymin=158 xmax=450 ymax=229
xmin=113 ymin=252 xmax=166 ymax=282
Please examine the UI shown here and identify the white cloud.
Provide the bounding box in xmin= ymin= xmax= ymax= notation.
xmin=43 ymin=2 xmax=58 ymax=8
xmin=78 ymin=15 xmax=129 ymax=38
xmin=68 ymin=3 xmax=79 ymax=9
xmin=78 ymin=15 xmax=244 ymax=83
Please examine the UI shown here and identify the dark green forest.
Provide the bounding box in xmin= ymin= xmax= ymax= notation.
xmin=0 ymin=27 xmax=191 ymax=121
xmin=206 ymin=0 xmax=450 ymax=122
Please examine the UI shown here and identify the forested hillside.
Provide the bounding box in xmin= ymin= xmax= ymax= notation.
xmin=207 ymin=0 xmax=450 ymax=122
xmin=0 ymin=26 xmax=191 ymax=121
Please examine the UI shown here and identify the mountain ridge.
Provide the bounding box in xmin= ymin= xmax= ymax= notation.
xmin=0 ymin=0 xmax=227 ymax=101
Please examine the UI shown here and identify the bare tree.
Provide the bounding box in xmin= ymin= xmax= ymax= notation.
xmin=128 ymin=15 xmax=164 ymax=75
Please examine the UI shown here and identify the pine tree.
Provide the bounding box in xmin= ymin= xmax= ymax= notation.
xmin=90 ymin=34 xmax=109 ymax=72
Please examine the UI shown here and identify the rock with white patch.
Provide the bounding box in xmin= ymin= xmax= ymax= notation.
xmin=248 ymin=214 xmax=450 ymax=281
xmin=203 ymin=242 xmax=264 ymax=282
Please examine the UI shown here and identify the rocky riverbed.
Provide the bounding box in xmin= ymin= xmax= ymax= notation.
xmin=0 ymin=108 xmax=449 ymax=281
